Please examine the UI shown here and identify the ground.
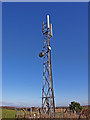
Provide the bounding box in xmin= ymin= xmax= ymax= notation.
xmin=1 ymin=106 xmax=89 ymax=119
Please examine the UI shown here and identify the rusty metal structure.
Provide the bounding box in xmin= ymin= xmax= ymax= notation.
xmin=39 ymin=15 xmax=55 ymax=118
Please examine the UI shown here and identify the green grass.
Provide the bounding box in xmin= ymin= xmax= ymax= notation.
xmin=2 ymin=109 xmax=27 ymax=118
xmin=2 ymin=109 xmax=16 ymax=118
xmin=0 ymin=108 xmax=2 ymax=119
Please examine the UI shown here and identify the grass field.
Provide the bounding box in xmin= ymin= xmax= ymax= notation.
xmin=2 ymin=109 xmax=64 ymax=118
xmin=0 ymin=108 xmax=2 ymax=119
xmin=2 ymin=109 xmax=16 ymax=118
xmin=1 ymin=106 xmax=89 ymax=119
xmin=2 ymin=108 xmax=27 ymax=118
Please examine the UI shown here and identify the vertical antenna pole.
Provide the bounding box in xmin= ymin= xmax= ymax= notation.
xmin=47 ymin=15 xmax=50 ymax=29
xmin=50 ymin=24 xmax=53 ymax=37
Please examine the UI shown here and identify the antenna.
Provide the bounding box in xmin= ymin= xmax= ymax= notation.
xmin=42 ymin=21 xmax=44 ymax=33
xmin=47 ymin=15 xmax=50 ymax=29
xmin=50 ymin=24 xmax=53 ymax=37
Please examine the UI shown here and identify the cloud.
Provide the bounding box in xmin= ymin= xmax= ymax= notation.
xmin=0 ymin=101 xmax=16 ymax=106
xmin=0 ymin=101 xmax=41 ymax=107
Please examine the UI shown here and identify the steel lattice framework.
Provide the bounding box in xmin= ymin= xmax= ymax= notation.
xmin=39 ymin=15 xmax=55 ymax=118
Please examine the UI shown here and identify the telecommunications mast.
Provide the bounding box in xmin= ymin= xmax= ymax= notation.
xmin=39 ymin=15 xmax=55 ymax=118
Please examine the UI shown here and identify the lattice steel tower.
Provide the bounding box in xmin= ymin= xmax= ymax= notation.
xmin=39 ymin=15 xmax=55 ymax=118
